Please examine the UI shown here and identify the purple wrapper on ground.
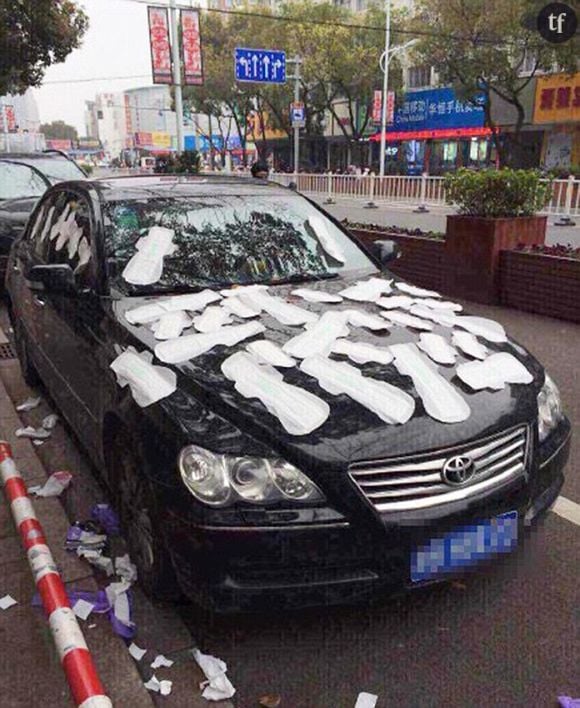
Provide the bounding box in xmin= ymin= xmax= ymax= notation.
xmin=66 ymin=523 xmax=84 ymax=544
xmin=559 ymin=698 xmax=580 ymax=708
xmin=91 ymin=503 xmax=121 ymax=535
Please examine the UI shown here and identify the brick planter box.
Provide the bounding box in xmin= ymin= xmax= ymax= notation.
xmin=500 ymin=250 xmax=580 ymax=323
xmin=444 ymin=215 xmax=547 ymax=305
xmin=348 ymin=227 xmax=448 ymax=293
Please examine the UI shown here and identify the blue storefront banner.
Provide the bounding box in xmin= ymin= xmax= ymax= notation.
xmin=393 ymin=87 xmax=485 ymax=132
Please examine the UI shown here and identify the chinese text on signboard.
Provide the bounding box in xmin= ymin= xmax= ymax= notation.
xmin=534 ymin=73 xmax=580 ymax=124
xmin=393 ymin=87 xmax=485 ymax=132
xmin=148 ymin=6 xmax=172 ymax=85
xmin=181 ymin=9 xmax=203 ymax=86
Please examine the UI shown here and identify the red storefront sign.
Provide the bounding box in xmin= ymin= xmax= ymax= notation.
xmin=386 ymin=90 xmax=395 ymax=125
xmin=370 ymin=126 xmax=496 ymax=142
xmin=46 ymin=139 xmax=72 ymax=150
xmin=181 ymin=9 xmax=204 ymax=86
xmin=135 ymin=132 xmax=153 ymax=147
xmin=147 ymin=6 xmax=172 ymax=85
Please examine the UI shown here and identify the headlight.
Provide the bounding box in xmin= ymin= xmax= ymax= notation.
xmin=178 ymin=445 xmax=325 ymax=507
xmin=537 ymin=373 xmax=563 ymax=443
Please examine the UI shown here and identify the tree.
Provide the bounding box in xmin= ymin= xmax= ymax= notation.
xmin=40 ymin=120 xmax=78 ymax=141
xmin=411 ymin=0 xmax=578 ymax=167
xmin=0 ymin=0 xmax=88 ymax=95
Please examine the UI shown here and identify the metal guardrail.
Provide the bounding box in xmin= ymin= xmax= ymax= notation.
xmin=270 ymin=172 xmax=580 ymax=218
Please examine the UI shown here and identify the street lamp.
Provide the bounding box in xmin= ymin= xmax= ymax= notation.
xmin=378 ymin=0 xmax=391 ymax=178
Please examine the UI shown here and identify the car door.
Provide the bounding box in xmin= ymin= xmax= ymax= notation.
xmin=33 ymin=189 xmax=107 ymax=458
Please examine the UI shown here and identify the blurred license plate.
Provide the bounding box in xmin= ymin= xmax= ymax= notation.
xmin=410 ymin=510 xmax=518 ymax=583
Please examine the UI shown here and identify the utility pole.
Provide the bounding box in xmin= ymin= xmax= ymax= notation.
xmin=379 ymin=0 xmax=391 ymax=177
xmin=288 ymin=55 xmax=302 ymax=174
xmin=169 ymin=0 xmax=184 ymax=153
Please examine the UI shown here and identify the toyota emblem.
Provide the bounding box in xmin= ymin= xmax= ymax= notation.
xmin=441 ymin=455 xmax=475 ymax=486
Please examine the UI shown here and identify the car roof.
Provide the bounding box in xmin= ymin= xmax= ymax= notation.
xmin=88 ymin=174 xmax=292 ymax=202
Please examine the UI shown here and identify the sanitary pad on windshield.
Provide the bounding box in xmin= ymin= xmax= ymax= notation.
xmin=301 ymin=355 xmax=414 ymax=425
xmin=382 ymin=310 xmax=434 ymax=331
xmin=417 ymin=333 xmax=458 ymax=365
xmin=307 ymin=214 xmax=346 ymax=263
xmin=283 ymin=311 xmax=350 ymax=359
xmin=456 ymin=352 xmax=533 ymax=391
xmin=332 ymin=339 xmax=393 ymax=365
xmin=122 ymin=226 xmax=176 ymax=285
xmin=451 ymin=331 xmax=488 ymax=360
xmin=222 ymin=352 xmax=329 ymax=435
xmin=291 ymin=288 xmax=343 ymax=303
xmin=193 ymin=306 xmax=232 ymax=333
xmin=155 ymin=321 xmax=265 ymax=364
xmin=391 ymin=343 xmax=470 ymax=423
xmin=110 ymin=347 xmax=177 ymax=407
xmin=152 ymin=310 xmax=191 ymax=340
xmin=339 ymin=277 xmax=393 ymax=302
xmin=246 ymin=340 xmax=295 ymax=368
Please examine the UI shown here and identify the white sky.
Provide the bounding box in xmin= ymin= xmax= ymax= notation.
xmin=34 ymin=0 xmax=162 ymax=133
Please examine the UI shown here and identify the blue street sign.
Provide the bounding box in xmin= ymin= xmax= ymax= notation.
xmin=291 ymin=104 xmax=305 ymax=124
xmin=235 ymin=48 xmax=286 ymax=84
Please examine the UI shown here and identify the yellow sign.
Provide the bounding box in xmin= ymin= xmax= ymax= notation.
xmin=151 ymin=131 xmax=171 ymax=148
xmin=534 ymin=73 xmax=580 ymax=124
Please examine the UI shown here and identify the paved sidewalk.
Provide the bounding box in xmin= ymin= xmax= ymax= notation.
xmin=0 ymin=369 xmax=151 ymax=707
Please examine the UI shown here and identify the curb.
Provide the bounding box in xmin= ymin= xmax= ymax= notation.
xmin=0 ymin=441 xmax=112 ymax=708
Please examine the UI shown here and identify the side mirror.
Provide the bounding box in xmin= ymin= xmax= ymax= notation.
xmin=373 ymin=239 xmax=401 ymax=267
xmin=27 ymin=264 xmax=77 ymax=294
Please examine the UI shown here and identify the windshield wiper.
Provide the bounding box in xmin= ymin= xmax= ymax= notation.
xmin=267 ymin=272 xmax=339 ymax=286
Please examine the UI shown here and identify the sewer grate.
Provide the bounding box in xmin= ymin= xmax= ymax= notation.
xmin=0 ymin=342 xmax=16 ymax=360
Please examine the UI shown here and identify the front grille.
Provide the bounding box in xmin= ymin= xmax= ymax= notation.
xmin=349 ymin=426 xmax=529 ymax=512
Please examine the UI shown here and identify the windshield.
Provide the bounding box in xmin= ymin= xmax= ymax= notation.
xmin=27 ymin=157 xmax=85 ymax=184
xmin=103 ymin=194 xmax=376 ymax=294
xmin=0 ymin=162 xmax=48 ymax=200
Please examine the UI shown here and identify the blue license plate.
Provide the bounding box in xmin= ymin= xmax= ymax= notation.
xmin=410 ymin=510 xmax=518 ymax=583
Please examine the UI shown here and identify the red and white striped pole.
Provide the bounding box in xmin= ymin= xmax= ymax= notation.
xmin=0 ymin=442 xmax=112 ymax=708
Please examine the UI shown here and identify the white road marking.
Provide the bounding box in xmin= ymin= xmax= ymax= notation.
xmin=552 ymin=496 xmax=580 ymax=526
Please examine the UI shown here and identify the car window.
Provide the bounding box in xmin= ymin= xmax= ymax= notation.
xmin=0 ymin=162 xmax=47 ymax=200
xmin=41 ymin=192 xmax=94 ymax=287
xmin=102 ymin=194 xmax=377 ymax=294
xmin=26 ymin=158 xmax=85 ymax=184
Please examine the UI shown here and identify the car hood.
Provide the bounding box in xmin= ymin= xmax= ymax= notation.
xmin=110 ymin=272 xmax=543 ymax=470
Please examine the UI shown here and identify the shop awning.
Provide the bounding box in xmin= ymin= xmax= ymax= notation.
xmin=369 ymin=127 xmax=497 ymax=142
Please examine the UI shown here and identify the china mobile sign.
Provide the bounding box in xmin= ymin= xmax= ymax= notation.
xmin=147 ymin=6 xmax=204 ymax=86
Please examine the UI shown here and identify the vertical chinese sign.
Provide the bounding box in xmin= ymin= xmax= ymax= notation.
xmin=124 ymin=94 xmax=134 ymax=148
xmin=386 ymin=91 xmax=395 ymax=125
xmin=372 ymin=91 xmax=382 ymax=125
xmin=147 ymin=6 xmax=172 ymax=85
xmin=181 ymin=9 xmax=204 ymax=86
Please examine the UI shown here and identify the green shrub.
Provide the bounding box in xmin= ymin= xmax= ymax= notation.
xmin=444 ymin=168 xmax=552 ymax=218
xmin=159 ymin=150 xmax=201 ymax=175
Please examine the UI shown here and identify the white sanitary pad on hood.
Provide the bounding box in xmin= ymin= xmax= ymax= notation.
xmin=246 ymin=340 xmax=295 ymax=368
xmin=193 ymin=306 xmax=233 ymax=333
xmin=395 ymin=282 xmax=441 ymax=298
xmin=417 ymin=333 xmax=458 ymax=365
xmin=339 ymin=277 xmax=393 ymax=302
xmin=300 ymin=355 xmax=414 ymax=425
xmin=155 ymin=321 xmax=265 ymax=364
xmin=122 ymin=226 xmax=176 ymax=285
xmin=346 ymin=309 xmax=391 ymax=331
xmin=332 ymin=339 xmax=393 ymax=365
xmin=409 ymin=304 xmax=457 ymax=327
xmin=237 ymin=288 xmax=318 ymax=326
xmin=125 ymin=302 xmax=169 ymax=325
xmin=391 ymin=343 xmax=470 ymax=423
xmin=222 ymin=352 xmax=329 ymax=435
xmin=220 ymin=296 xmax=261 ymax=318
xmin=308 ymin=214 xmax=346 ymax=263
xmin=451 ymin=331 xmax=488 ymax=360
xmin=381 ymin=310 xmax=434 ymax=331
xmin=151 ymin=310 xmax=191 ymax=340
xmin=291 ymin=288 xmax=343 ymax=303
xmin=163 ymin=289 xmax=222 ymax=312
xmin=376 ymin=295 xmax=415 ymax=310
xmin=110 ymin=347 xmax=176 ymax=407
xmin=452 ymin=315 xmax=508 ymax=343
xmin=283 ymin=311 xmax=350 ymax=359
xmin=414 ymin=298 xmax=463 ymax=312
xmin=456 ymin=352 xmax=533 ymax=390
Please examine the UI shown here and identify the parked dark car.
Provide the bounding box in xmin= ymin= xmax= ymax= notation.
xmin=6 ymin=175 xmax=571 ymax=612
xmin=0 ymin=151 xmax=86 ymax=282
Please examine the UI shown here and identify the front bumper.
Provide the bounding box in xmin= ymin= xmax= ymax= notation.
xmin=165 ymin=420 xmax=571 ymax=612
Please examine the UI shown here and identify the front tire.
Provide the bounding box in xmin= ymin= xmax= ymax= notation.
xmin=109 ymin=432 xmax=181 ymax=602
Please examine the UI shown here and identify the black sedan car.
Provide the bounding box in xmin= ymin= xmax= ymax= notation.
xmin=0 ymin=151 xmax=86 ymax=281
xmin=6 ymin=175 xmax=571 ymax=612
